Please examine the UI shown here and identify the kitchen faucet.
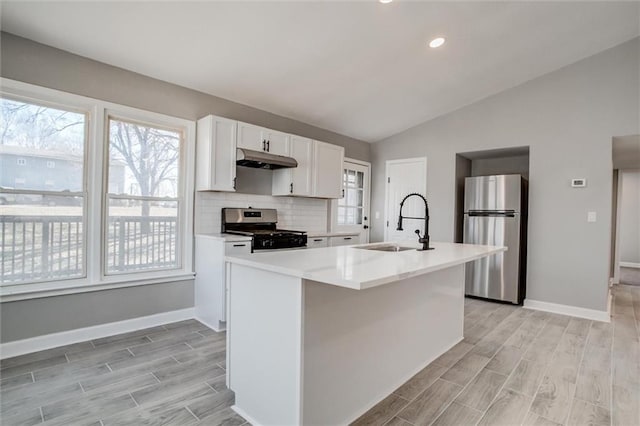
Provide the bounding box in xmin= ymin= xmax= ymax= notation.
xmin=396 ymin=193 xmax=433 ymax=251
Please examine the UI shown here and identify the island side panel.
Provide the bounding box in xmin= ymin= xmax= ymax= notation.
xmin=302 ymin=265 xmax=465 ymax=426
xmin=227 ymin=263 xmax=304 ymax=425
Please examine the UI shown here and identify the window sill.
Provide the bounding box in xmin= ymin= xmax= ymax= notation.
xmin=0 ymin=272 xmax=196 ymax=302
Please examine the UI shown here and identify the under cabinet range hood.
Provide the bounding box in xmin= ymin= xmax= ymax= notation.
xmin=236 ymin=148 xmax=298 ymax=169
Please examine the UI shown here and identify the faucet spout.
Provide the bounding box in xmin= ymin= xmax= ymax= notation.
xmin=396 ymin=193 xmax=433 ymax=251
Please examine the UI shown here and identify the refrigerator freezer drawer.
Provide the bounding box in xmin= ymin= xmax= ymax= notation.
xmin=463 ymin=214 xmax=522 ymax=303
xmin=464 ymin=175 xmax=522 ymax=212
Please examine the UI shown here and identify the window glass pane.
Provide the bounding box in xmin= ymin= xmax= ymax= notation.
xmin=356 ymin=189 xmax=363 ymax=207
xmin=346 ymin=208 xmax=355 ymax=225
xmin=356 ymin=208 xmax=363 ymax=225
xmin=357 ymin=171 xmax=364 ymax=189
xmin=106 ymin=198 xmax=178 ymax=273
xmin=1 ymin=193 xmax=84 ymax=284
xmin=0 ymin=98 xmax=85 ymax=192
xmin=108 ymin=119 xmax=180 ymax=197
xmin=346 ymin=170 xmax=356 ymax=187
xmin=346 ymin=188 xmax=359 ymax=207
xmin=337 ymin=206 xmax=346 ymax=225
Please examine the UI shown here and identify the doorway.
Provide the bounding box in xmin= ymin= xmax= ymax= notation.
xmin=384 ymin=157 xmax=427 ymax=243
xmin=611 ymin=135 xmax=640 ymax=286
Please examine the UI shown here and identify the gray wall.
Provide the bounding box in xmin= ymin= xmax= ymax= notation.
xmin=0 ymin=281 xmax=194 ymax=342
xmin=471 ymin=155 xmax=530 ymax=180
xmin=0 ymin=32 xmax=370 ymax=343
xmin=619 ymin=170 xmax=640 ymax=264
xmin=371 ymin=38 xmax=639 ymax=312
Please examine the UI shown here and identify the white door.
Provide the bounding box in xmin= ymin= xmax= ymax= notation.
xmin=385 ymin=158 xmax=427 ymax=243
xmin=331 ymin=159 xmax=371 ymax=243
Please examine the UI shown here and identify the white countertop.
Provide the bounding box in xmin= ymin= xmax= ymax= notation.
xmin=196 ymin=233 xmax=252 ymax=243
xmin=226 ymin=242 xmax=506 ymax=290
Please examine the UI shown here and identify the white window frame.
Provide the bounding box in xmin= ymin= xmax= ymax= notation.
xmin=0 ymin=78 xmax=195 ymax=302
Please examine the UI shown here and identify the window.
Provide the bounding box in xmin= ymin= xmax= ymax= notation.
xmin=105 ymin=117 xmax=182 ymax=274
xmin=0 ymin=79 xmax=195 ymax=298
xmin=0 ymin=97 xmax=87 ymax=285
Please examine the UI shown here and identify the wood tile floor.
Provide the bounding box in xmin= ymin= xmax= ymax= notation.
xmin=352 ymin=284 xmax=640 ymax=426
xmin=0 ymin=319 xmax=245 ymax=426
xmin=2 ymin=285 xmax=638 ymax=426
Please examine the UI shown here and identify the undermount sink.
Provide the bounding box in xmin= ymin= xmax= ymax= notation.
xmin=356 ymin=244 xmax=415 ymax=252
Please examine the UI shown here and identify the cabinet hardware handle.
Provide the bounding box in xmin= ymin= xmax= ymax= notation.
xmin=363 ymin=225 xmax=369 ymax=229
xmin=262 ymin=140 xmax=266 ymax=151
xmin=233 ymin=177 xmax=237 ymax=189
xmin=344 ymin=237 xmax=352 ymax=240
xmin=267 ymin=140 xmax=270 ymax=152
xmin=233 ymin=244 xmax=246 ymax=247
xmin=342 ymin=189 xmax=345 ymax=198
xmin=313 ymin=239 xmax=323 ymax=242
xmin=290 ymin=182 xmax=293 ymax=194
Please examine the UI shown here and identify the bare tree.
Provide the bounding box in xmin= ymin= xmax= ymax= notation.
xmin=108 ymin=120 xmax=180 ymax=230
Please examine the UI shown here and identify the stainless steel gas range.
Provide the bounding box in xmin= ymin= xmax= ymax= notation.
xmin=221 ymin=207 xmax=307 ymax=251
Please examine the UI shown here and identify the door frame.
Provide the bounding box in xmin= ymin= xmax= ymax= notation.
xmin=330 ymin=158 xmax=371 ymax=243
xmin=384 ymin=157 xmax=427 ymax=241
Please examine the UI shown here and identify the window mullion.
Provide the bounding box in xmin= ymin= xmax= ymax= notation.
xmin=88 ymin=105 xmax=106 ymax=283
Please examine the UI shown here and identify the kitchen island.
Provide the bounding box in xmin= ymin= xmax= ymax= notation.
xmin=225 ymin=242 xmax=505 ymax=426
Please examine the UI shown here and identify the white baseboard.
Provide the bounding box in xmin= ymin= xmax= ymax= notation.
xmin=620 ymin=262 xmax=640 ymax=269
xmin=523 ymin=299 xmax=610 ymax=323
xmin=194 ymin=316 xmax=226 ymax=333
xmin=0 ymin=307 xmax=195 ymax=359
xmin=231 ymin=405 xmax=263 ymax=426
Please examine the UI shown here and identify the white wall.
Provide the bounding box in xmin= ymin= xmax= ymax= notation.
xmin=371 ymin=38 xmax=639 ymax=312
xmin=619 ymin=170 xmax=640 ymax=265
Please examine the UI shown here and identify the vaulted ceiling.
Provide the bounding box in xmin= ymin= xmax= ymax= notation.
xmin=2 ymin=1 xmax=638 ymax=142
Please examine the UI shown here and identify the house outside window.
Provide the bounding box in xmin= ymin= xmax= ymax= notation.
xmin=0 ymin=79 xmax=195 ymax=299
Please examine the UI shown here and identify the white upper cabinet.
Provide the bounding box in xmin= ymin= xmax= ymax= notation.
xmin=237 ymin=122 xmax=289 ymax=156
xmin=272 ymin=135 xmax=313 ymax=196
xmin=237 ymin=122 xmax=265 ymax=152
xmin=262 ymin=129 xmax=290 ymax=156
xmin=313 ymin=141 xmax=344 ymax=199
xmin=196 ymin=115 xmax=237 ymax=192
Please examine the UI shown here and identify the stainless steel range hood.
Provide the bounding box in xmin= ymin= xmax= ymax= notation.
xmin=236 ymin=148 xmax=298 ymax=169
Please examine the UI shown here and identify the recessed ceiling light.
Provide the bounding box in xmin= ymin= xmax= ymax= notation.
xmin=379 ymin=0 xmax=393 ymax=3
xmin=429 ymin=37 xmax=446 ymax=48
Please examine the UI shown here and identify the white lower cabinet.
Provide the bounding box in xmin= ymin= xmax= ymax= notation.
xmin=307 ymin=237 xmax=329 ymax=248
xmin=195 ymin=236 xmax=251 ymax=331
xmin=329 ymin=235 xmax=358 ymax=247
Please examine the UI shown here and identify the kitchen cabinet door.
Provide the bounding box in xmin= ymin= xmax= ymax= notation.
xmin=313 ymin=141 xmax=345 ymax=199
xmin=272 ymin=135 xmax=313 ymax=196
xmin=196 ymin=115 xmax=237 ymax=192
xmin=262 ymin=129 xmax=290 ymax=156
xmin=237 ymin=121 xmax=266 ymax=152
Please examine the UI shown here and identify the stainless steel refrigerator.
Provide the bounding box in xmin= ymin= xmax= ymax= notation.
xmin=463 ymin=174 xmax=527 ymax=304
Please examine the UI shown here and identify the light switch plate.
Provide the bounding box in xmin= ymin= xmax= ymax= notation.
xmin=587 ymin=211 xmax=597 ymax=222
xmin=571 ymin=178 xmax=587 ymax=188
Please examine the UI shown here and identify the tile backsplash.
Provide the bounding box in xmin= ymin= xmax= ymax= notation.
xmin=195 ymin=192 xmax=329 ymax=234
